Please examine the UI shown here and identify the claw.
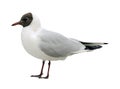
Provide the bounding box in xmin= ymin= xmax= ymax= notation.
xmin=31 ymin=75 xmax=49 ymax=79
xmin=31 ymin=75 xmax=42 ymax=78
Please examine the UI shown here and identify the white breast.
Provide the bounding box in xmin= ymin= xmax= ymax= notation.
xmin=21 ymin=28 xmax=66 ymax=61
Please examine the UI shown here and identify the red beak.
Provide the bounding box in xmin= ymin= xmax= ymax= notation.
xmin=11 ymin=21 xmax=21 ymax=26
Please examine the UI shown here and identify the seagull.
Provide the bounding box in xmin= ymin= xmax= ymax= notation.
xmin=12 ymin=12 xmax=108 ymax=79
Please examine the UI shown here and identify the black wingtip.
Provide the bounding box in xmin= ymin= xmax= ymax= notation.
xmin=104 ymin=43 xmax=108 ymax=44
xmin=85 ymin=45 xmax=102 ymax=50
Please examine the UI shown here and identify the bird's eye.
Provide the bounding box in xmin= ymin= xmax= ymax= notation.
xmin=22 ymin=17 xmax=29 ymax=22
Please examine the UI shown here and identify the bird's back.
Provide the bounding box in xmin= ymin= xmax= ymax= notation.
xmin=39 ymin=29 xmax=86 ymax=57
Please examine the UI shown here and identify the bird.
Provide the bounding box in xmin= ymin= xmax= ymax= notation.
xmin=12 ymin=12 xmax=108 ymax=79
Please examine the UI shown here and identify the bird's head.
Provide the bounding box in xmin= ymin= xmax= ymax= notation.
xmin=12 ymin=12 xmax=41 ymax=28
xmin=12 ymin=12 xmax=33 ymax=27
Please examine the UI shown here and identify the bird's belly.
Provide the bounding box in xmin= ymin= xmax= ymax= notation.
xmin=21 ymin=31 xmax=66 ymax=61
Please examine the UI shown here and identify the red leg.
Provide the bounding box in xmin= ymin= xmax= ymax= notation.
xmin=43 ymin=61 xmax=51 ymax=79
xmin=31 ymin=60 xmax=45 ymax=78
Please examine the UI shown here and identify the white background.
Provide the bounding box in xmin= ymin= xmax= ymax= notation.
xmin=0 ymin=0 xmax=120 ymax=89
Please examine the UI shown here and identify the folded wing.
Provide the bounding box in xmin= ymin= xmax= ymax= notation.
xmin=39 ymin=30 xmax=85 ymax=57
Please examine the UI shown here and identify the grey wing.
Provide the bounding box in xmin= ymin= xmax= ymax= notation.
xmin=39 ymin=30 xmax=85 ymax=57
